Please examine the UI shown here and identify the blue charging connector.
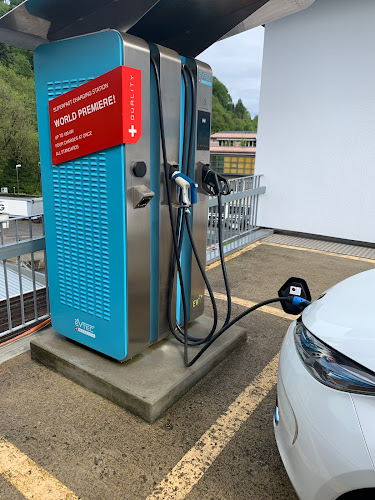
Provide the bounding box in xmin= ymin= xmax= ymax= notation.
xmin=171 ymin=171 xmax=198 ymax=206
xmin=291 ymin=296 xmax=311 ymax=309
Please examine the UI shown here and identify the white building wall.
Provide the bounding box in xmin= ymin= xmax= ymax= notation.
xmin=255 ymin=0 xmax=375 ymax=244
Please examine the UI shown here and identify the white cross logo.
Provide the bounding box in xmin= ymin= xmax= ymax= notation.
xmin=128 ymin=125 xmax=137 ymax=137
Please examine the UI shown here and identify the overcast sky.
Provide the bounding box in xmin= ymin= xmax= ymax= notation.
xmin=198 ymin=27 xmax=265 ymax=118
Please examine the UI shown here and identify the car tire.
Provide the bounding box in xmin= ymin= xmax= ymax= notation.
xmin=337 ymin=489 xmax=375 ymax=500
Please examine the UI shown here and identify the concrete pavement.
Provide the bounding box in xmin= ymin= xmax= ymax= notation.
xmin=0 ymin=240 xmax=374 ymax=500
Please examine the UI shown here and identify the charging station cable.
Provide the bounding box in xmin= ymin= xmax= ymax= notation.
xmin=151 ymin=56 xmax=219 ymax=354
xmin=151 ymin=56 xmax=311 ymax=366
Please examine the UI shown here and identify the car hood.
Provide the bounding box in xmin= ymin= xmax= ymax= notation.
xmin=302 ymin=268 xmax=375 ymax=372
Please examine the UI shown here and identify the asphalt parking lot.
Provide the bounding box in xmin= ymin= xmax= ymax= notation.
xmin=1 ymin=240 xmax=374 ymax=500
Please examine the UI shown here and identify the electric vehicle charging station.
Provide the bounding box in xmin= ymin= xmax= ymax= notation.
xmin=34 ymin=30 xmax=213 ymax=361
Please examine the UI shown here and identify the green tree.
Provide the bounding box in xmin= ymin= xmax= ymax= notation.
xmin=0 ymin=3 xmax=9 ymax=17
xmin=0 ymin=64 xmax=40 ymax=194
xmin=212 ymin=77 xmax=258 ymax=133
xmin=234 ymin=98 xmax=249 ymax=120
xmin=0 ymin=0 xmax=40 ymax=194
xmin=212 ymin=77 xmax=233 ymax=111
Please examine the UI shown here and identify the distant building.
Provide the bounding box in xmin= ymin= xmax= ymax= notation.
xmin=210 ymin=131 xmax=257 ymax=176
xmin=0 ymin=196 xmax=43 ymax=217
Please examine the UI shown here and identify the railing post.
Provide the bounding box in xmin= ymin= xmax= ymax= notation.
xmin=0 ymin=213 xmax=48 ymax=340
xmin=206 ymin=175 xmax=266 ymax=264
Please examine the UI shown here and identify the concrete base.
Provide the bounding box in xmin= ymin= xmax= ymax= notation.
xmin=30 ymin=316 xmax=246 ymax=423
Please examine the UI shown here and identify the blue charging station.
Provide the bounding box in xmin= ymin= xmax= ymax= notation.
xmin=34 ymin=30 xmax=212 ymax=361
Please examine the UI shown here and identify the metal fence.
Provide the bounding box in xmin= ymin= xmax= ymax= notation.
xmin=206 ymin=175 xmax=267 ymax=263
xmin=0 ymin=214 xmax=49 ymax=340
xmin=0 ymin=175 xmax=266 ymax=339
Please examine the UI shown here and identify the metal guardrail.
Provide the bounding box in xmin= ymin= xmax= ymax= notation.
xmin=206 ymin=175 xmax=266 ymax=263
xmin=0 ymin=214 xmax=49 ymax=339
xmin=0 ymin=175 xmax=266 ymax=339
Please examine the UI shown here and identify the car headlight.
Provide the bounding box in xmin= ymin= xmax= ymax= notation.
xmin=294 ymin=322 xmax=375 ymax=395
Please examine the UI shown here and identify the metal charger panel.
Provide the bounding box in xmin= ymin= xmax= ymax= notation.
xmin=120 ymin=33 xmax=152 ymax=359
xmin=186 ymin=59 xmax=212 ymax=321
xmin=149 ymin=44 xmax=181 ymax=342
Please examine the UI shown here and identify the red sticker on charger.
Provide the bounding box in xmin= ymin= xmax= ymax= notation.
xmin=49 ymin=66 xmax=142 ymax=165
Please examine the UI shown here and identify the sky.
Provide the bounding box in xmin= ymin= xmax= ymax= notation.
xmin=198 ymin=27 xmax=265 ymax=118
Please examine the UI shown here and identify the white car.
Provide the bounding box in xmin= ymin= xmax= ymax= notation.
xmin=275 ymin=269 xmax=375 ymax=500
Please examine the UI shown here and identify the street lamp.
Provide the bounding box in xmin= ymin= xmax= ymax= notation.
xmin=15 ymin=163 xmax=21 ymax=196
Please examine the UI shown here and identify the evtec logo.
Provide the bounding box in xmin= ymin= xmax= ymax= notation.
xmin=75 ymin=318 xmax=95 ymax=338
xmin=198 ymin=69 xmax=212 ymax=86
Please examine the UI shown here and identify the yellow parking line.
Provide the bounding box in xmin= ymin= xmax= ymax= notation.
xmin=0 ymin=438 xmax=80 ymax=500
xmin=207 ymin=291 xmax=294 ymax=320
xmin=147 ymin=353 xmax=279 ymax=500
xmin=262 ymin=241 xmax=375 ymax=263
xmin=206 ymin=241 xmax=262 ymax=270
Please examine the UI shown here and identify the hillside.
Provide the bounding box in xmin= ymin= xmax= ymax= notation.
xmin=0 ymin=0 xmax=40 ymax=194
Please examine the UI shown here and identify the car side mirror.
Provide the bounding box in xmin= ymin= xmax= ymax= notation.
xmin=278 ymin=277 xmax=311 ymax=315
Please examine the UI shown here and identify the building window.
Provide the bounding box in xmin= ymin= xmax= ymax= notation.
xmin=210 ymin=155 xmax=225 ymax=173
xmin=222 ymin=155 xmax=255 ymax=176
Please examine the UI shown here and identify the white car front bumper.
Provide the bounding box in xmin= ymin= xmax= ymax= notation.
xmin=275 ymin=322 xmax=375 ymax=500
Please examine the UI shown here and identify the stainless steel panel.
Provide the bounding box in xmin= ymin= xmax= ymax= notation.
xmin=151 ymin=44 xmax=181 ymax=341
xmin=186 ymin=59 xmax=212 ymax=321
xmin=119 ymin=32 xmax=152 ymax=359
xmin=131 ymin=185 xmax=154 ymax=209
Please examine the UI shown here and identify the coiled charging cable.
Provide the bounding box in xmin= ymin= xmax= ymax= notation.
xmin=151 ymin=57 xmax=304 ymax=366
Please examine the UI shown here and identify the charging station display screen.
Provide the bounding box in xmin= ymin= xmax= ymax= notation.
xmin=196 ymin=110 xmax=211 ymax=151
xmin=48 ymin=66 xmax=142 ymax=164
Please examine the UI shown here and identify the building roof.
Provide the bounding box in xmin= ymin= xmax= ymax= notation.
xmin=0 ymin=264 xmax=43 ymax=300
xmin=0 ymin=197 xmax=42 ymax=202
xmin=211 ymin=132 xmax=257 ymax=139
xmin=210 ymin=146 xmax=256 ymax=154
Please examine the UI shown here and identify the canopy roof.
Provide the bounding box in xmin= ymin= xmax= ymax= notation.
xmin=0 ymin=0 xmax=315 ymax=56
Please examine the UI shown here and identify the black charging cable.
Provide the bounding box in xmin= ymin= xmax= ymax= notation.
xmin=216 ymin=182 xmax=231 ymax=326
xmin=179 ymin=66 xmax=232 ymax=331
xmin=152 ymin=58 xmax=218 ymax=357
xmin=151 ymin=57 xmax=300 ymax=366
xmin=173 ymin=74 xmax=219 ymax=345
xmin=151 ymin=56 xmax=188 ymax=345
xmin=184 ymin=296 xmax=292 ymax=367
